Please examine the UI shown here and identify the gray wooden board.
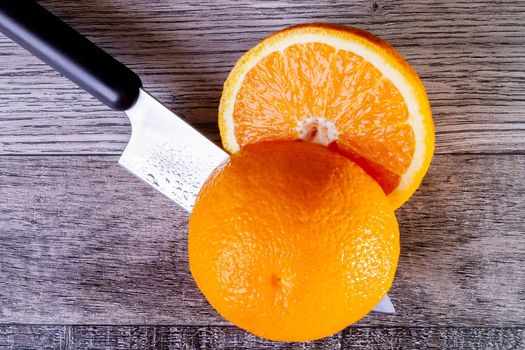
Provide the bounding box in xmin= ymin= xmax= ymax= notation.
xmin=0 ymin=0 xmax=524 ymax=155
xmin=0 ymin=155 xmax=523 ymax=326
xmin=0 ymin=0 xmax=524 ymax=348
xmin=0 ymin=326 xmax=523 ymax=350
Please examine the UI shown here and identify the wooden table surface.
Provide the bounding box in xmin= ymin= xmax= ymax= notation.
xmin=0 ymin=0 xmax=524 ymax=349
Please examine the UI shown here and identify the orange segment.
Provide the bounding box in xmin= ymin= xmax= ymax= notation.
xmin=219 ymin=24 xmax=434 ymax=209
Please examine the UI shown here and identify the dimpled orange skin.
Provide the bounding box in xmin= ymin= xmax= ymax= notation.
xmin=189 ymin=141 xmax=400 ymax=342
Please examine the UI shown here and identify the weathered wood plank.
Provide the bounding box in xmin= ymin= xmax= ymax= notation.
xmin=0 ymin=0 xmax=523 ymax=155
xmin=0 ymin=325 xmax=67 ymax=350
xmin=0 ymin=155 xmax=523 ymax=326
xmin=340 ymin=327 xmax=525 ymax=350
xmin=0 ymin=325 xmax=522 ymax=350
xmin=58 ymin=326 xmax=525 ymax=349
xmin=67 ymin=325 xmax=341 ymax=349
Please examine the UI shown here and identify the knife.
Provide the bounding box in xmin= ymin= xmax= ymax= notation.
xmin=0 ymin=0 xmax=394 ymax=314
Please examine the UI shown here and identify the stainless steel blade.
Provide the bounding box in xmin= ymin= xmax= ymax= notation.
xmin=119 ymin=89 xmax=228 ymax=211
xmin=373 ymin=295 xmax=395 ymax=314
xmin=119 ymin=88 xmax=395 ymax=314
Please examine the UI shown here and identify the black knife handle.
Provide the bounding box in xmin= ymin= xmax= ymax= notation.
xmin=0 ymin=0 xmax=142 ymax=111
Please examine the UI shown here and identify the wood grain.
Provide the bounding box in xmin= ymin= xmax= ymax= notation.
xmin=0 ymin=325 xmax=68 ymax=350
xmin=0 ymin=155 xmax=523 ymax=326
xmin=0 ymin=0 xmax=524 ymax=155
xmin=0 ymin=325 xmax=522 ymax=350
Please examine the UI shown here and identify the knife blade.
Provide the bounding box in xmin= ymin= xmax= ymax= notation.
xmin=0 ymin=0 xmax=395 ymax=314
xmin=119 ymin=89 xmax=228 ymax=211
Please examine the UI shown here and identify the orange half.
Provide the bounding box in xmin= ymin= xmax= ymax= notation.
xmin=219 ymin=24 xmax=434 ymax=209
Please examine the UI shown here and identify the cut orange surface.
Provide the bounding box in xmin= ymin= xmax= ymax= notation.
xmin=219 ymin=24 xmax=434 ymax=209
xmin=189 ymin=141 xmax=399 ymax=342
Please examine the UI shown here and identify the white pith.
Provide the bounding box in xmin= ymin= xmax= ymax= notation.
xmin=296 ymin=117 xmax=339 ymax=146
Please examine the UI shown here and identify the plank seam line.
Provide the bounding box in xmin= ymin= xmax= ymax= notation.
xmin=0 ymin=324 xmax=523 ymax=329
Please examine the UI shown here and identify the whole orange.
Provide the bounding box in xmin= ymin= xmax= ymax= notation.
xmin=189 ymin=141 xmax=399 ymax=342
